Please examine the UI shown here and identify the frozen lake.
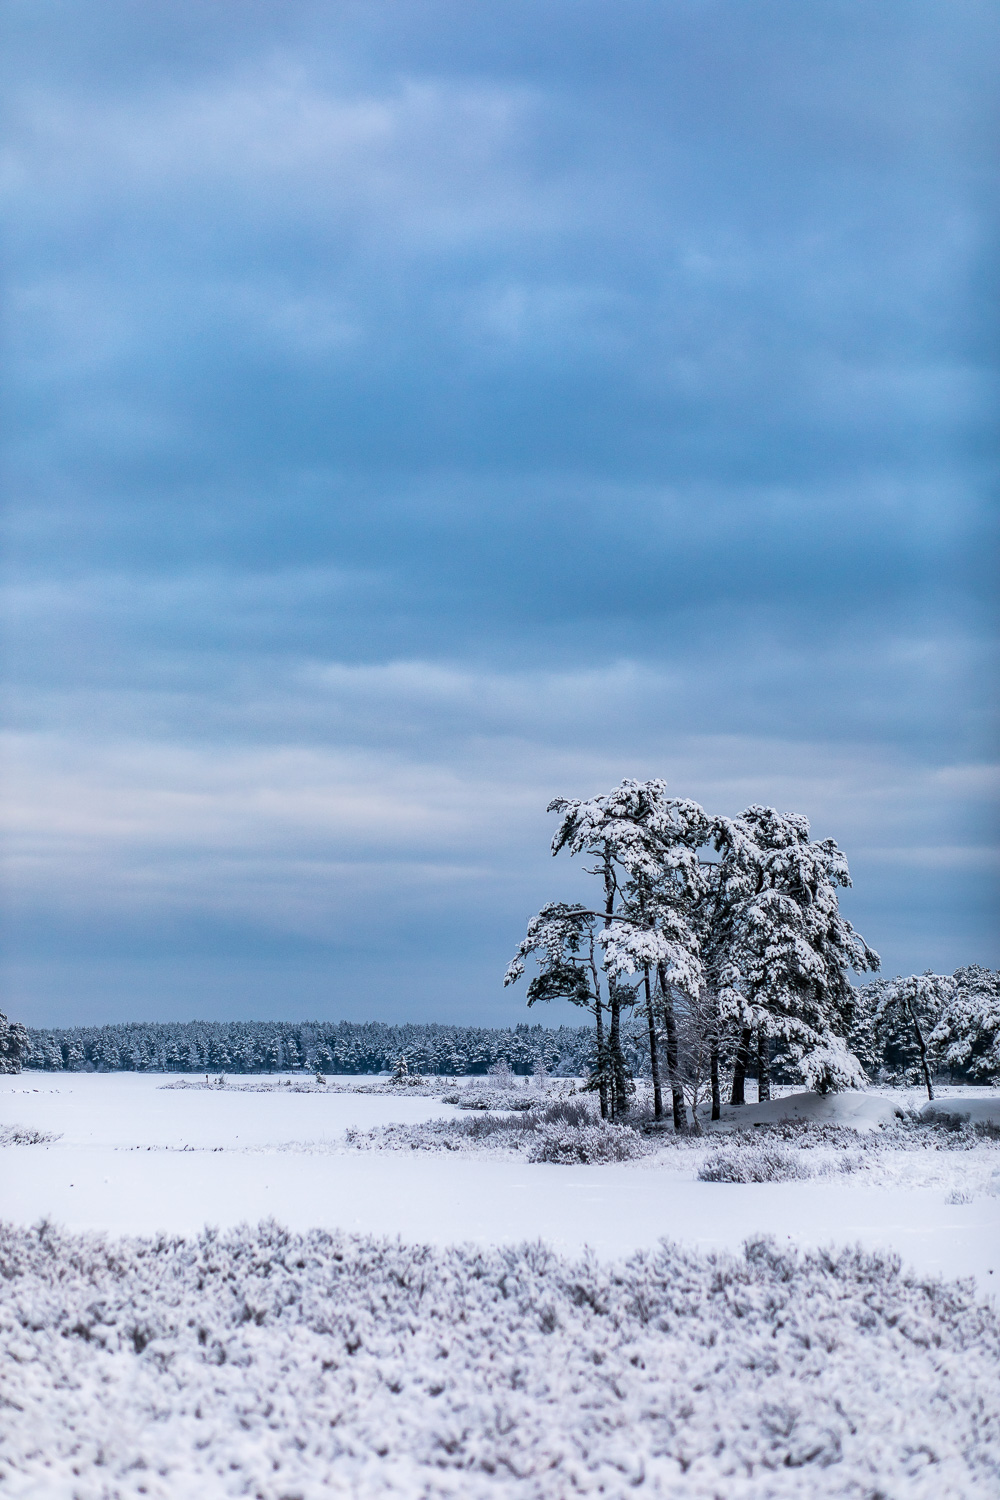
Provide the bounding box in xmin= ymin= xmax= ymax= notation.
xmin=2 ymin=1072 xmax=997 ymax=1289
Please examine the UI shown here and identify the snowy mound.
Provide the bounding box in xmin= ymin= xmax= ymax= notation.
xmin=706 ymin=1089 xmax=902 ymax=1134
xmin=2 ymin=1220 xmax=998 ymax=1499
xmin=920 ymin=1097 xmax=1000 ymax=1129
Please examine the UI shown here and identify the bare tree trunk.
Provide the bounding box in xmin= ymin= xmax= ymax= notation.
xmin=906 ymin=999 xmax=935 ymax=1101
xmin=594 ymin=995 xmax=609 ymax=1119
xmin=609 ymin=989 xmax=625 ymax=1119
xmin=756 ymin=1029 xmax=771 ymax=1102
xmin=657 ymin=966 xmax=687 ymax=1132
xmin=710 ymin=1044 xmax=721 ymax=1121
xmin=602 ymin=846 xmax=630 ymax=1119
xmin=644 ymin=968 xmax=663 ymax=1120
xmin=730 ymin=1027 xmax=751 ymax=1106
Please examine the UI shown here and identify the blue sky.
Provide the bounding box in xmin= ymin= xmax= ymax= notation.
xmin=2 ymin=0 xmax=997 ymax=1028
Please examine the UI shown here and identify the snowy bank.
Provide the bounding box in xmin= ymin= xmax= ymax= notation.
xmin=2 ymin=1220 xmax=998 ymax=1500
xmin=920 ymin=1097 xmax=1000 ymax=1128
xmin=704 ymin=1089 xmax=902 ymax=1134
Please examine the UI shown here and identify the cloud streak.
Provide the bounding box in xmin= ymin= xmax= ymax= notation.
xmin=1 ymin=0 xmax=996 ymax=1024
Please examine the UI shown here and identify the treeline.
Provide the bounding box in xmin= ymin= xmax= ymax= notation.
xmin=22 ymin=1020 xmax=603 ymax=1077
xmin=17 ymin=977 xmax=999 ymax=1086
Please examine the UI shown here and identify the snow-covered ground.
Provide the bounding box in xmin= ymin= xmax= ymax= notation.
xmin=4 ymin=1219 xmax=999 ymax=1500
xmin=2 ymin=1073 xmax=998 ymax=1288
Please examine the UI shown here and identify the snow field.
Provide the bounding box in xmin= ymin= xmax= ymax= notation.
xmin=1 ymin=1075 xmax=999 ymax=1285
xmin=2 ymin=1219 xmax=999 ymax=1500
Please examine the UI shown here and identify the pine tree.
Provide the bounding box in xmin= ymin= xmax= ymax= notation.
xmin=707 ymin=806 xmax=878 ymax=1095
xmin=0 ymin=1011 xmax=29 ymax=1074
xmin=929 ymin=966 xmax=1000 ymax=1082
xmin=875 ymin=973 xmax=952 ymax=1100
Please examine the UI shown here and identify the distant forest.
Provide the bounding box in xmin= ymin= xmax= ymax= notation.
xmin=22 ymin=1020 xmax=604 ymax=1077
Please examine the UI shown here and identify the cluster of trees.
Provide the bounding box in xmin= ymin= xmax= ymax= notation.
xmin=17 ymin=1018 xmax=602 ymax=1078
xmin=505 ymin=779 xmax=998 ymax=1123
xmin=851 ymin=966 xmax=1000 ymax=1099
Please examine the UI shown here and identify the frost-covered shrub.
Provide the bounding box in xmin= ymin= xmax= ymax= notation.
xmin=699 ymin=1144 xmax=813 ymax=1182
xmin=527 ymin=1122 xmax=645 ymax=1164
xmin=723 ymin=1120 xmax=879 ymax=1150
xmin=345 ymin=1120 xmax=467 ymax=1152
xmin=443 ymin=1086 xmax=534 ymax=1111
xmin=536 ymin=1098 xmax=596 ymax=1127
xmin=0 ymin=1124 xmax=60 ymax=1146
xmin=1 ymin=1221 xmax=998 ymax=1500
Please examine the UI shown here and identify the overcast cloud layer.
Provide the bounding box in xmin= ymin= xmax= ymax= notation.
xmin=2 ymin=1 xmax=997 ymax=1027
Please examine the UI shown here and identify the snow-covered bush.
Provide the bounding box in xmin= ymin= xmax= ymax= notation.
xmin=719 ymin=1120 xmax=881 ymax=1150
xmin=527 ymin=1121 xmax=645 ymax=1164
xmin=441 ymin=1086 xmax=534 ymax=1111
xmin=699 ymin=1144 xmax=813 ymax=1182
xmin=0 ymin=1124 xmax=60 ymax=1146
xmin=347 ymin=1103 xmax=610 ymax=1158
xmin=1 ymin=1221 xmax=998 ymax=1500
xmin=535 ymin=1097 xmax=596 ymax=1128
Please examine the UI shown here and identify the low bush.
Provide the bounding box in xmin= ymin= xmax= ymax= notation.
xmin=535 ymin=1098 xmax=596 ymax=1128
xmin=2 ymin=1221 xmax=997 ymax=1500
xmin=527 ymin=1122 xmax=645 ymax=1164
xmin=440 ymin=1087 xmax=535 ymax=1111
xmin=0 ymin=1124 xmax=60 ymax=1147
xmin=698 ymin=1144 xmax=813 ymax=1183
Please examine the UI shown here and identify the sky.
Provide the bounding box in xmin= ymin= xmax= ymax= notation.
xmin=1 ymin=0 xmax=997 ymax=1029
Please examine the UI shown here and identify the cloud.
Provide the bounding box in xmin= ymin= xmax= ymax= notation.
xmin=0 ymin=0 xmax=996 ymax=1023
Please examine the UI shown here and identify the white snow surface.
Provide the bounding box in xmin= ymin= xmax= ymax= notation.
xmin=703 ymin=1088 xmax=902 ymax=1133
xmin=1 ymin=1075 xmax=998 ymax=1288
xmin=920 ymin=1095 xmax=1000 ymax=1126
xmin=3 ymin=1074 xmax=1000 ymax=1499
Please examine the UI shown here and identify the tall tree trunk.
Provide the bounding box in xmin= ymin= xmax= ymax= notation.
xmin=906 ymin=1000 xmax=934 ymax=1101
xmin=593 ymin=996 xmax=611 ymax=1116
xmin=657 ymin=966 xmax=687 ymax=1132
xmin=710 ymin=1044 xmax=721 ymax=1121
xmin=644 ymin=967 xmax=663 ymax=1121
xmin=603 ymin=845 xmax=630 ymax=1119
xmin=756 ymin=1029 xmax=771 ymax=1102
xmin=609 ymin=989 xmax=624 ymax=1119
xmin=730 ymin=1027 xmax=752 ymax=1105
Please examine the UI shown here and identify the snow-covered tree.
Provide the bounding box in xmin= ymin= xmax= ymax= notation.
xmin=875 ymin=972 xmax=953 ymax=1100
xmin=707 ymin=806 xmax=878 ymax=1096
xmin=508 ymin=783 xmax=878 ymax=1118
xmin=548 ymin=780 xmax=709 ymax=1126
xmin=505 ymin=902 xmax=620 ymax=1115
xmin=0 ymin=1010 xmax=29 ymax=1074
xmin=928 ymin=965 xmax=1000 ymax=1083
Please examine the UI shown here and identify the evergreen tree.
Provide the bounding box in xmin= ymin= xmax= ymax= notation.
xmin=929 ymin=966 xmax=1000 ymax=1082
xmin=875 ymin=973 xmax=952 ymax=1099
xmin=708 ymin=806 xmax=878 ymax=1095
xmin=0 ymin=1010 xmax=29 ymax=1073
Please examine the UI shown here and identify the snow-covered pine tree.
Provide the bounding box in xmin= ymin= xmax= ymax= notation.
xmin=707 ymin=806 xmax=879 ymax=1096
xmin=0 ymin=1010 xmax=29 ymax=1073
xmin=875 ymin=972 xmax=953 ymax=1100
xmin=546 ymin=780 xmax=708 ymax=1125
xmin=505 ymin=902 xmax=615 ymax=1114
xmin=929 ymin=965 xmax=1000 ymax=1082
